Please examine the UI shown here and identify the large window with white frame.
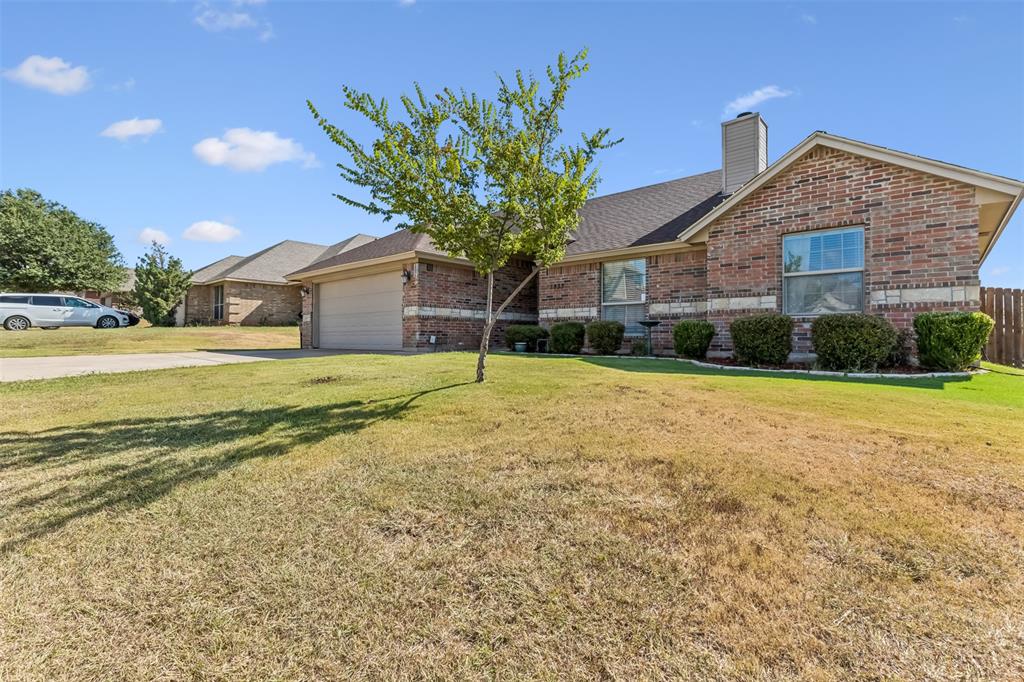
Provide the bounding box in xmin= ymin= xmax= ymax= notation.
xmin=782 ymin=226 xmax=864 ymax=316
xmin=601 ymin=258 xmax=646 ymax=335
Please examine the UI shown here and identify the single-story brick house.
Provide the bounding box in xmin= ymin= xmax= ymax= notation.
xmin=182 ymin=235 xmax=375 ymax=325
xmin=287 ymin=112 xmax=1023 ymax=356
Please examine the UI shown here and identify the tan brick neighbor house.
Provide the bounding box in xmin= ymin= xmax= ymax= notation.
xmin=181 ymin=235 xmax=375 ymax=326
xmin=287 ymin=112 xmax=1023 ymax=357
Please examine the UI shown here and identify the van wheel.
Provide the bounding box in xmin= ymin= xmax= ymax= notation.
xmin=4 ymin=316 xmax=30 ymax=331
xmin=97 ymin=316 xmax=119 ymax=329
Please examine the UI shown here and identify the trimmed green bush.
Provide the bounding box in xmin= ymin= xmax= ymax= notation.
xmin=549 ymin=322 xmax=585 ymax=354
xmin=504 ymin=324 xmax=548 ymax=352
xmin=586 ymin=320 xmax=625 ymax=355
xmin=811 ymin=314 xmax=898 ymax=372
xmin=730 ymin=314 xmax=793 ymax=366
xmin=885 ymin=327 xmax=914 ymax=368
xmin=913 ymin=311 xmax=994 ymax=371
xmin=672 ymin=320 xmax=716 ymax=359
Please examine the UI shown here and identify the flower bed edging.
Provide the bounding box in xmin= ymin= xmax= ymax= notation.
xmin=493 ymin=350 xmax=978 ymax=379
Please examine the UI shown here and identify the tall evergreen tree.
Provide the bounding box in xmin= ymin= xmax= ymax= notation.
xmin=0 ymin=188 xmax=126 ymax=292
xmin=133 ymin=242 xmax=192 ymax=326
xmin=309 ymin=49 xmax=618 ymax=382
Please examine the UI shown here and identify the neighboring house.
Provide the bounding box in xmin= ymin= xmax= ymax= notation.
xmin=183 ymin=235 xmax=375 ymax=325
xmin=73 ymin=268 xmax=137 ymax=310
xmin=288 ymin=112 xmax=1023 ymax=356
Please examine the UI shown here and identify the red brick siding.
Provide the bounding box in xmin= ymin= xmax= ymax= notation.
xmin=706 ymin=146 xmax=980 ymax=353
xmin=647 ymin=250 xmax=708 ymax=353
xmin=404 ymin=259 xmax=537 ymax=350
xmin=538 ymin=262 xmax=601 ymax=317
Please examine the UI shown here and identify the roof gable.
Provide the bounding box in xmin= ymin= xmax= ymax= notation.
xmin=677 ymin=132 xmax=1023 ymax=262
xmin=193 ymin=240 xmax=328 ymax=285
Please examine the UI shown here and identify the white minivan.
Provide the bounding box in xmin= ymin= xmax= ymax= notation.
xmin=0 ymin=293 xmax=134 ymax=331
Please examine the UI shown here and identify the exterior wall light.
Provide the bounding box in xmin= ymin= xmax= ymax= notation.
xmin=401 ymin=270 xmax=412 ymax=285
xmin=300 ymin=286 xmax=311 ymax=298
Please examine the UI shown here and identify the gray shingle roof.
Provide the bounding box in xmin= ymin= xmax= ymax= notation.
xmin=287 ymin=170 xmax=725 ymax=277
xmin=288 ymin=229 xmax=444 ymax=277
xmin=566 ymin=170 xmax=725 ymax=255
xmin=309 ymin=233 xmax=378 ymax=267
xmin=192 ymin=241 xmax=329 ymax=285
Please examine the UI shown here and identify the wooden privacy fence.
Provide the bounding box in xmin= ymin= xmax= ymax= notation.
xmin=981 ymin=287 xmax=1024 ymax=368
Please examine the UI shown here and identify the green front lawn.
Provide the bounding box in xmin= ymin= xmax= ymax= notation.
xmin=0 ymin=324 xmax=299 ymax=357
xmin=1 ymin=354 xmax=1022 ymax=679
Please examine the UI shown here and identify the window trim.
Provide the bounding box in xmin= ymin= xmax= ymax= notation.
xmin=212 ymin=285 xmax=225 ymax=321
xmin=600 ymin=258 xmax=647 ymax=335
xmin=782 ymin=226 xmax=865 ymax=317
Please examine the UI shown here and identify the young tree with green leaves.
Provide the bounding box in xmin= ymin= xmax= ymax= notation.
xmin=309 ymin=49 xmax=618 ymax=382
xmin=133 ymin=242 xmax=192 ymax=327
xmin=0 ymin=188 xmax=126 ymax=292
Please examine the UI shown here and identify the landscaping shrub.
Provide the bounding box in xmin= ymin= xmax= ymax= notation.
xmin=913 ymin=311 xmax=994 ymax=371
xmin=885 ymin=327 xmax=914 ymax=368
xmin=810 ymin=314 xmax=898 ymax=372
xmin=586 ymin=320 xmax=625 ymax=355
xmin=504 ymin=324 xmax=549 ymax=352
xmin=629 ymin=338 xmax=649 ymax=356
xmin=672 ymin=320 xmax=716 ymax=359
xmin=730 ymin=314 xmax=793 ymax=366
xmin=549 ymin=322 xmax=585 ymax=354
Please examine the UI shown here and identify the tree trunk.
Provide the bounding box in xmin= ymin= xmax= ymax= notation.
xmin=475 ymin=266 xmax=541 ymax=383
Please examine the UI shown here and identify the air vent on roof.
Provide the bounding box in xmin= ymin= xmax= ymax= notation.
xmin=721 ymin=112 xmax=767 ymax=194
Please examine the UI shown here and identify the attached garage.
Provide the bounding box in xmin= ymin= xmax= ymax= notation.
xmin=315 ymin=270 xmax=403 ymax=350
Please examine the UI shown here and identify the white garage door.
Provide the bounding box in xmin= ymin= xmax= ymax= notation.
xmin=317 ymin=270 xmax=403 ymax=350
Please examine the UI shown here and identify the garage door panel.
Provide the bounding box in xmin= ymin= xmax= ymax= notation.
xmin=318 ymin=270 xmax=403 ymax=350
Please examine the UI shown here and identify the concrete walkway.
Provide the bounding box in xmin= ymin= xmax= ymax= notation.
xmin=0 ymin=349 xmax=354 ymax=382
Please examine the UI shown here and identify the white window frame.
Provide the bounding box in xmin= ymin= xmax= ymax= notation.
xmin=782 ymin=226 xmax=865 ymax=316
xmin=212 ymin=285 xmax=225 ymax=321
xmin=601 ymin=258 xmax=647 ymax=335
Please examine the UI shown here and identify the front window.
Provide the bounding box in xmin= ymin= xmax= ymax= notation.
xmin=213 ymin=286 xmax=225 ymax=320
xmin=64 ymin=297 xmax=98 ymax=308
xmin=601 ymin=258 xmax=646 ymax=335
xmin=782 ymin=227 xmax=864 ymax=315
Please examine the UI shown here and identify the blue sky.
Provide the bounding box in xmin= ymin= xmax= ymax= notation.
xmin=2 ymin=1 xmax=1022 ymax=285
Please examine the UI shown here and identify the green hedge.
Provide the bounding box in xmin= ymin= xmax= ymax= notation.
xmin=504 ymin=324 xmax=549 ymax=352
xmin=586 ymin=320 xmax=625 ymax=355
xmin=730 ymin=314 xmax=793 ymax=366
xmin=810 ymin=314 xmax=898 ymax=372
xmin=549 ymin=322 xmax=585 ymax=354
xmin=913 ymin=312 xmax=994 ymax=371
xmin=672 ymin=320 xmax=716 ymax=359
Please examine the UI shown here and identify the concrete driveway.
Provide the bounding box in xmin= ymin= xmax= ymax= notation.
xmin=0 ymin=349 xmax=359 ymax=382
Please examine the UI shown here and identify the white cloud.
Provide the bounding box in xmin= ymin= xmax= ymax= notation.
xmin=193 ymin=128 xmax=316 ymax=172
xmin=988 ymin=265 xmax=1010 ymax=276
xmin=194 ymin=2 xmax=273 ymax=39
xmin=399 ymin=0 xmax=416 ymax=6
xmin=109 ymin=77 xmax=136 ymax=92
xmin=3 ymin=55 xmax=91 ymax=95
xmin=800 ymin=13 xmax=817 ymax=25
xmin=101 ymin=118 xmax=164 ymax=141
xmin=184 ymin=220 xmax=241 ymax=242
xmin=138 ymin=228 xmax=171 ymax=245
xmin=723 ymin=85 xmax=793 ymax=117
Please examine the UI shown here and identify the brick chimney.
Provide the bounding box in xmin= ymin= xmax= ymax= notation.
xmin=721 ymin=111 xmax=767 ymax=194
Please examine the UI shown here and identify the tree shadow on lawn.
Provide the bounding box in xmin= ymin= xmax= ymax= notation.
xmin=0 ymin=382 xmax=470 ymax=553
xmin=575 ymin=356 xmax=971 ymax=390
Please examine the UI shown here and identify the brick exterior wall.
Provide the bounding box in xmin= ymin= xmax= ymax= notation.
xmin=185 ymin=282 xmax=302 ymax=326
xmin=705 ymin=146 xmax=980 ymax=354
xmin=535 ymin=147 xmax=982 ymax=358
xmin=403 ymin=259 xmax=538 ymax=350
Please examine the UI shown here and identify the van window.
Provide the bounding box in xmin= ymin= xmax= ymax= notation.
xmin=30 ymin=296 xmax=64 ymax=306
xmin=65 ymin=297 xmax=98 ymax=308
xmin=0 ymin=295 xmax=30 ymax=304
